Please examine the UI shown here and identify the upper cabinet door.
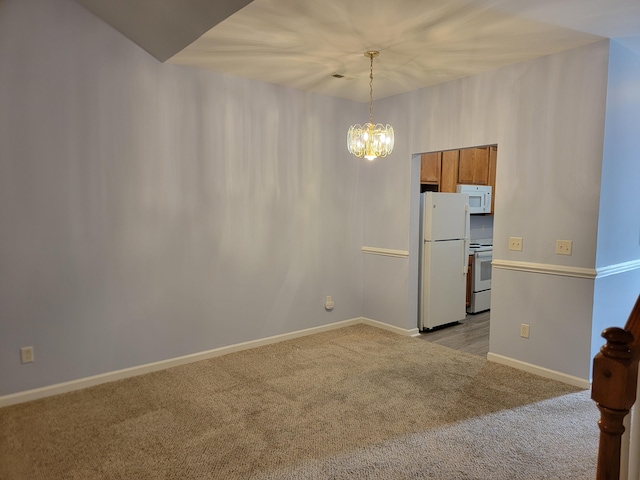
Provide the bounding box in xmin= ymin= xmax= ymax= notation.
xmin=458 ymin=147 xmax=489 ymax=185
xmin=420 ymin=152 xmax=441 ymax=184
xmin=440 ymin=150 xmax=459 ymax=193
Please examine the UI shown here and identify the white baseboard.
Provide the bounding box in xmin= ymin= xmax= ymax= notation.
xmin=361 ymin=317 xmax=420 ymax=337
xmin=487 ymin=352 xmax=591 ymax=389
xmin=2 ymin=317 xmax=417 ymax=407
xmin=0 ymin=318 xmax=364 ymax=407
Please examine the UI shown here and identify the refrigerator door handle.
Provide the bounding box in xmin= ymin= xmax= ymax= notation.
xmin=464 ymin=204 xmax=470 ymax=238
xmin=462 ymin=241 xmax=468 ymax=274
xmin=463 ymin=204 xmax=470 ymax=274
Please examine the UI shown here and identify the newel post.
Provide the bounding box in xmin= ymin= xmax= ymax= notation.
xmin=591 ymin=295 xmax=640 ymax=480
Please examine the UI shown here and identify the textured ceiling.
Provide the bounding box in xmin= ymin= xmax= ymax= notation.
xmin=77 ymin=0 xmax=640 ymax=102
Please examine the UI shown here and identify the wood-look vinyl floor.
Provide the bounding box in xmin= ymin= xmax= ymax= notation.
xmin=418 ymin=310 xmax=490 ymax=357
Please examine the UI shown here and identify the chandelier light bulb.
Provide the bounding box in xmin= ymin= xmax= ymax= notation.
xmin=347 ymin=51 xmax=394 ymax=160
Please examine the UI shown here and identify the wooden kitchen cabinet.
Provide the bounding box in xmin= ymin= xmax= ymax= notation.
xmin=420 ymin=145 xmax=497 ymax=214
xmin=458 ymin=147 xmax=490 ymax=185
xmin=440 ymin=150 xmax=459 ymax=193
xmin=420 ymin=152 xmax=441 ymax=185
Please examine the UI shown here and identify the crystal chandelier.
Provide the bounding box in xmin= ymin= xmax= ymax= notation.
xmin=347 ymin=51 xmax=394 ymax=161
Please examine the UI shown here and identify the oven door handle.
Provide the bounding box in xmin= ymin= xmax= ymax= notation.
xmin=475 ymin=251 xmax=493 ymax=260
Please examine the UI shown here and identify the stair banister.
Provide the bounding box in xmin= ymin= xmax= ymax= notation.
xmin=592 ymin=294 xmax=640 ymax=480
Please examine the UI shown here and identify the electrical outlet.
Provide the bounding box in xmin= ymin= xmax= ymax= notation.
xmin=21 ymin=346 xmax=34 ymax=363
xmin=556 ymin=239 xmax=572 ymax=255
xmin=325 ymin=296 xmax=334 ymax=311
xmin=520 ymin=324 xmax=530 ymax=339
xmin=509 ymin=237 xmax=523 ymax=251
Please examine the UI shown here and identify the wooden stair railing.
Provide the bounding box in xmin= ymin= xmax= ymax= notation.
xmin=592 ymin=294 xmax=640 ymax=480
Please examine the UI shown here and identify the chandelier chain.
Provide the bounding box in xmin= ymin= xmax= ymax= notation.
xmin=369 ymin=53 xmax=374 ymax=124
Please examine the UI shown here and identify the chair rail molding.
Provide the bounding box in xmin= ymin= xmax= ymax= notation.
xmin=361 ymin=246 xmax=409 ymax=258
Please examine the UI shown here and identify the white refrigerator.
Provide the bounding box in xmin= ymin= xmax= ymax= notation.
xmin=419 ymin=192 xmax=470 ymax=331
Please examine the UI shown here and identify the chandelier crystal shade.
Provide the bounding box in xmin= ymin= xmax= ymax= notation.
xmin=347 ymin=51 xmax=394 ymax=161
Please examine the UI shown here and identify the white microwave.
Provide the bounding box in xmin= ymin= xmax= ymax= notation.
xmin=456 ymin=184 xmax=492 ymax=214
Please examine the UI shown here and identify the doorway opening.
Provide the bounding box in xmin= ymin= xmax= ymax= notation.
xmin=413 ymin=144 xmax=498 ymax=357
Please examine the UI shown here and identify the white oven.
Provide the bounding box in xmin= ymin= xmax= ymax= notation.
xmin=469 ymin=246 xmax=492 ymax=313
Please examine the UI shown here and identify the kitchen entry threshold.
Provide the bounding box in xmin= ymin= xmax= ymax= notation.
xmin=418 ymin=310 xmax=489 ymax=357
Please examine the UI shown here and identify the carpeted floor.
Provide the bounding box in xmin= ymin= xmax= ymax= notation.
xmin=0 ymin=324 xmax=598 ymax=479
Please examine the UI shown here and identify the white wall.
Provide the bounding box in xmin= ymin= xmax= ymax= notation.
xmin=362 ymin=41 xmax=611 ymax=381
xmin=596 ymin=41 xmax=640 ymax=270
xmin=0 ymin=0 xmax=364 ymax=396
xmin=592 ymin=40 xmax=640 ymax=360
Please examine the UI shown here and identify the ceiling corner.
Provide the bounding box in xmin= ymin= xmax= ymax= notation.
xmin=73 ymin=0 xmax=254 ymax=62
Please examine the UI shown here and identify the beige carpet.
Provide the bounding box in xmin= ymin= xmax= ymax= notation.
xmin=0 ymin=324 xmax=598 ymax=479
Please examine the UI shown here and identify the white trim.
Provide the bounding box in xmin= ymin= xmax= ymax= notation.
xmin=361 ymin=246 xmax=409 ymax=258
xmin=492 ymin=258 xmax=640 ymax=279
xmin=361 ymin=317 xmax=420 ymax=337
xmin=487 ymin=352 xmax=590 ymax=389
xmin=596 ymin=259 xmax=640 ymax=278
xmin=7 ymin=317 xmax=593 ymax=407
xmin=0 ymin=318 xmax=362 ymax=407
xmin=492 ymin=259 xmax=597 ymax=279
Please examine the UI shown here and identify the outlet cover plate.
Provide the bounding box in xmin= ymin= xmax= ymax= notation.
xmin=20 ymin=346 xmax=34 ymax=363
xmin=556 ymin=239 xmax=572 ymax=255
xmin=509 ymin=237 xmax=523 ymax=251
